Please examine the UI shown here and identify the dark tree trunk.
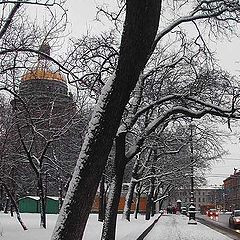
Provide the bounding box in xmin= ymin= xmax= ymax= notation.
xmin=159 ymin=199 xmax=164 ymax=210
xmin=123 ymin=181 xmax=137 ymax=221
xmin=2 ymin=183 xmax=28 ymax=230
xmin=134 ymin=187 xmax=141 ymax=219
xmin=58 ymin=178 xmax=63 ymax=211
xmin=151 ymin=200 xmax=156 ymax=217
xmin=10 ymin=204 xmax=14 ymax=217
xmin=122 ymin=156 xmax=142 ymax=221
xmin=4 ymin=197 xmax=9 ymax=214
xmin=98 ymin=175 xmax=106 ymax=222
xmin=145 ymin=195 xmax=151 ymax=220
xmin=151 ymin=186 xmax=159 ymax=217
xmin=0 ymin=184 xmax=3 ymax=211
xmin=51 ymin=1 xmax=161 ymax=240
xmin=145 ymin=167 xmax=155 ymax=220
xmin=38 ymin=177 xmax=46 ymax=229
xmin=101 ymin=133 xmax=127 ymax=240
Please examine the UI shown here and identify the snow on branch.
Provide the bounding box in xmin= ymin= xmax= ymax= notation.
xmin=133 ymin=157 xmax=198 ymax=184
xmin=154 ymin=194 xmax=169 ymax=203
xmin=0 ymin=0 xmax=60 ymax=6
xmin=152 ymin=0 xmax=240 ymax=50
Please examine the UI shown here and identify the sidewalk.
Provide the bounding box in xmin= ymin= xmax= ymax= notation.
xmin=143 ymin=214 xmax=233 ymax=240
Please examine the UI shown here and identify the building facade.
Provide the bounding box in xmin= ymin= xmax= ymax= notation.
xmin=170 ymin=186 xmax=224 ymax=212
xmin=223 ymin=170 xmax=240 ymax=211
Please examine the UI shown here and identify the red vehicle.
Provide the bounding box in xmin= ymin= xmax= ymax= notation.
xmin=206 ymin=209 xmax=219 ymax=217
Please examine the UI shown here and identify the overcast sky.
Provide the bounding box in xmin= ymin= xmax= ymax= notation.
xmin=61 ymin=1 xmax=240 ymax=186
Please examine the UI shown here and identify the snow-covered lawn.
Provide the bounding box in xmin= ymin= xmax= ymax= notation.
xmin=0 ymin=212 xmax=156 ymax=240
xmin=0 ymin=212 xmax=234 ymax=240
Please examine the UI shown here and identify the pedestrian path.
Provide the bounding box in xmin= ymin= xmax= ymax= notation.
xmin=144 ymin=214 xmax=233 ymax=240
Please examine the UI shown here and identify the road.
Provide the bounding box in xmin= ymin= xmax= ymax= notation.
xmin=196 ymin=212 xmax=240 ymax=240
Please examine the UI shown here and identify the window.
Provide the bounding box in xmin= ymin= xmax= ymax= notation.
xmin=199 ymin=198 xmax=201 ymax=202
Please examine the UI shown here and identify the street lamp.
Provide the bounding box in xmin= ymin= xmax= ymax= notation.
xmin=188 ymin=122 xmax=197 ymax=224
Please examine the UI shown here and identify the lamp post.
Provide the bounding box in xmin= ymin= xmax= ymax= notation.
xmin=188 ymin=122 xmax=197 ymax=224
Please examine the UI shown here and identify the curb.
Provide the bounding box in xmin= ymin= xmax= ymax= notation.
xmin=136 ymin=214 xmax=162 ymax=240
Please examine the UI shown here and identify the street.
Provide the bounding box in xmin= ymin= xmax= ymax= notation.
xmin=196 ymin=212 xmax=240 ymax=239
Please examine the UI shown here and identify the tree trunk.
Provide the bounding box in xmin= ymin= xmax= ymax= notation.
xmin=122 ymin=180 xmax=137 ymax=221
xmin=58 ymin=178 xmax=63 ymax=211
xmin=38 ymin=177 xmax=46 ymax=229
xmin=151 ymin=200 xmax=156 ymax=217
xmin=0 ymin=184 xmax=3 ymax=211
xmin=145 ymin=195 xmax=151 ymax=220
xmin=122 ymin=156 xmax=142 ymax=221
xmin=134 ymin=186 xmax=141 ymax=219
xmin=51 ymin=1 xmax=161 ymax=240
xmin=101 ymin=133 xmax=127 ymax=240
xmin=159 ymin=199 xmax=164 ymax=210
xmin=145 ymin=167 xmax=155 ymax=220
xmin=4 ymin=197 xmax=9 ymax=214
xmin=98 ymin=175 xmax=106 ymax=222
xmin=2 ymin=183 xmax=28 ymax=230
xmin=10 ymin=204 xmax=14 ymax=217
xmin=151 ymin=186 xmax=159 ymax=217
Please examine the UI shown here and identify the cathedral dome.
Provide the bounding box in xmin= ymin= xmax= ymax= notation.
xmin=22 ymin=68 xmax=65 ymax=83
xmin=21 ymin=42 xmax=66 ymax=83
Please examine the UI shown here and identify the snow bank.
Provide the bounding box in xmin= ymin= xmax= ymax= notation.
xmin=0 ymin=212 xmax=157 ymax=240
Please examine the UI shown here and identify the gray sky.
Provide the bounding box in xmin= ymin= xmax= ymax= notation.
xmin=65 ymin=1 xmax=240 ymax=186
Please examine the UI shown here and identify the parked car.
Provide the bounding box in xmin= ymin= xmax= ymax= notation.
xmin=206 ymin=209 xmax=219 ymax=217
xmin=229 ymin=210 xmax=240 ymax=228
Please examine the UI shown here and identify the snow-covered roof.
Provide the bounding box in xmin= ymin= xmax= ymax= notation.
xmin=47 ymin=196 xmax=60 ymax=201
xmin=29 ymin=196 xmax=39 ymax=200
xmin=19 ymin=195 xmax=60 ymax=201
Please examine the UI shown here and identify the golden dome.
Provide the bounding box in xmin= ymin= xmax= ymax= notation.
xmin=22 ymin=68 xmax=66 ymax=83
xmin=22 ymin=43 xmax=66 ymax=83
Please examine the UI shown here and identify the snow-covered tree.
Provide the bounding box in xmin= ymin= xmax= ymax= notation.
xmin=52 ymin=1 xmax=240 ymax=240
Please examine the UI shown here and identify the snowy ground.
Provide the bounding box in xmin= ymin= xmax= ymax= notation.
xmin=0 ymin=212 xmax=156 ymax=240
xmin=145 ymin=214 xmax=233 ymax=240
xmin=0 ymin=212 xmax=234 ymax=240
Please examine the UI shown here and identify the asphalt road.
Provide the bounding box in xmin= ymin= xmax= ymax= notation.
xmin=196 ymin=213 xmax=240 ymax=240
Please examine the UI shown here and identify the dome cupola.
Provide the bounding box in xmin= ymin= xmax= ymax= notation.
xmin=21 ymin=42 xmax=66 ymax=83
xmin=19 ymin=43 xmax=69 ymax=97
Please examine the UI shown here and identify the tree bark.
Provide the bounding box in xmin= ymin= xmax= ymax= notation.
xmin=98 ymin=175 xmax=106 ymax=222
xmin=145 ymin=167 xmax=155 ymax=220
xmin=2 ymin=183 xmax=28 ymax=230
xmin=51 ymin=1 xmax=161 ymax=240
xmin=38 ymin=177 xmax=46 ymax=229
xmin=134 ymin=185 xmax=141 ymax=219
xmin=0 ymin=184 xmax=3 ymax=211
xmin=122 ymin=156 xmax=142 ymax=221
xmin=4 ymin=197 xmax=9 ymax=214
xmin=101 ymin=133 xmax=127 ymax=240
xmin=122 ymin=180 xmax=137 ymax=221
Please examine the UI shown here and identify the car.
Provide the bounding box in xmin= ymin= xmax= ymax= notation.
xmin=229 ymin=210 xmax=240 ymax=228
xmin=207 ymin=209 xmax=219 ymax=217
